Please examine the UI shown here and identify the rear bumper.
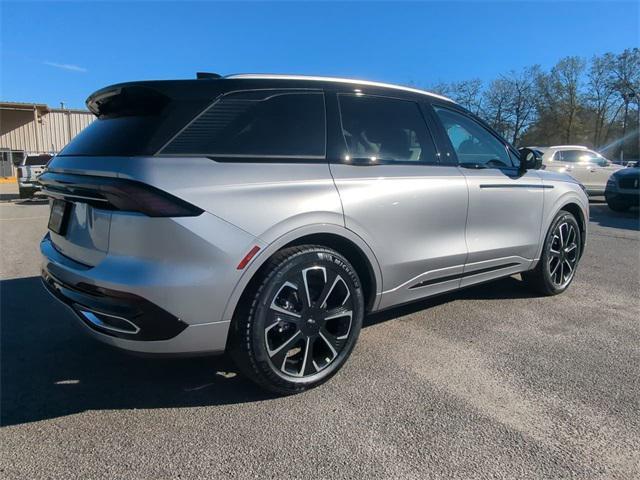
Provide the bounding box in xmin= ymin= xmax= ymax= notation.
xmin=40 ymin=232 xmax=238 ymax=354
xmin=41 ymin=267 xmax=189 ymax=341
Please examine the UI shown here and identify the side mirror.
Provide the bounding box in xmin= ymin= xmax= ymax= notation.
xmin=518 ymin=148 xmax=543 ymax=172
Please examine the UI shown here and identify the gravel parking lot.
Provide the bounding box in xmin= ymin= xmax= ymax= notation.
xmin=1 ymin=195 xmax=638 ymax=479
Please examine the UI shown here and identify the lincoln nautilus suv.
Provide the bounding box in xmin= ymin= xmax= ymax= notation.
xmin=40 ymin=73 xmax=588 ymax=393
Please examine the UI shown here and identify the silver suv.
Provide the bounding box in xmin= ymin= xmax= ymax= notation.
xmin=40 ymin=74 xmax=588 ymax=393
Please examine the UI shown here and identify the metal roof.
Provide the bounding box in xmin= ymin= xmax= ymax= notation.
xmin=225 ymin=74 xmax=455 ymax=103
xmin=0 ymin=101 xmax=90 ymax=114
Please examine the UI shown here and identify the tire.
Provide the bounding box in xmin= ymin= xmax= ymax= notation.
xmin=606 ymin=196 xmax=630 ymax=212
xmin=229 ymin=245 xmax=365 ymax=394
xmin=18 ymin=188 xmax=31 ymax=199
xmin=522 ymin=210 xmax=582 ymax=296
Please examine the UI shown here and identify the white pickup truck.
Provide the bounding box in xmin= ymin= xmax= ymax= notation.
xmin=17 ymin=154 xmax=52 ymax=199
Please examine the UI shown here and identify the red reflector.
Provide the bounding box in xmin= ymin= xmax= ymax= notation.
xmin=237 ymin=246 xmax=261 ymax=270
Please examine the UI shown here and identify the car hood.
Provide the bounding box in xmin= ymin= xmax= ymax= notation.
xmin=613 ymin=167 xmax=640 ymax=179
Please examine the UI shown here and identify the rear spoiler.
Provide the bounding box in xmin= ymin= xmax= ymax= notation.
xmin=86 ymin=85 xmax=170 ymax=118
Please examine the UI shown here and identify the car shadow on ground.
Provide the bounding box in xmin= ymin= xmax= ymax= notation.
xmin=1 ymin=275 xmax=538 ymax=427
xmin=0 ymin=193 xmax=19 ymax=201
xmin=588 ymin=201 xmax=639 ymax=231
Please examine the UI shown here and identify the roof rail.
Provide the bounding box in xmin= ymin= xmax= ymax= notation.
xmin=549 ymin=145 xmax=589 ymax=149
xmin=224 ymin=73 xmax=454 ymax=103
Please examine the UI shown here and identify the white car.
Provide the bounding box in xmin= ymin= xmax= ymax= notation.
xmin=532 ymin=146 xmax=623 ymax=195
xmin=16 ymin=154 xmax=51 ymax=198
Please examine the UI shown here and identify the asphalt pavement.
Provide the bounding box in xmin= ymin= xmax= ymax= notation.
xmin=1 ymin=196 xmax=638 ymax=479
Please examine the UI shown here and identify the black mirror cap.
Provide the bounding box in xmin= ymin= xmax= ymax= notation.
xmin=518 ymin=147 xmax=543 ymax=172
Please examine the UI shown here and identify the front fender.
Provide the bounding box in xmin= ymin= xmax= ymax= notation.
xmin=534 ymin=187 xmax=589 ymax=263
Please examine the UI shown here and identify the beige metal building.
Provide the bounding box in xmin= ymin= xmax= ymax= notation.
xmin=0 ymin=101 xmax=94 ymax=177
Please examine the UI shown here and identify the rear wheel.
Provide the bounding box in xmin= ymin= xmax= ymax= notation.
xmin=522 ymin=211 xmax=582 ymax=296
xmin=230 ymin=246 xmax=364 ymax=394
xmin=18 ymin=187 xmax=32 ymax=199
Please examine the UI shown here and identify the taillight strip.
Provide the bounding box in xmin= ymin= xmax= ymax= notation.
xmin=39 ymin=172 xmax=203 ymax=217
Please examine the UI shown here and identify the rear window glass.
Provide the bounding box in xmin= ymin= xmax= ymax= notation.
xmin=162 ymin=90 xmax=326 ymax=158
xmin=24 ymin=155 xmax=51 ymax=166
xmin=59 ymin=87 xmax=213 ymax=157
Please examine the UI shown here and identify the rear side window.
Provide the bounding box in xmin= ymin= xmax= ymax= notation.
xmin=560 ymin=150 xmax=603 ymax=164
xmin=559 ymin=150 xmax=586 ymax=163
xmin=162 ymin=90 xmax=326 ymax=158
xmin=337 ymin=94 xmax=436 ymax=163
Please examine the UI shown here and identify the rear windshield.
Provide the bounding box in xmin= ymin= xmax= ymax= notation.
xmin=24 ymin=155 xmax=51 ymax=166
xmin=58 ymin=85 xmax=216 ymax=157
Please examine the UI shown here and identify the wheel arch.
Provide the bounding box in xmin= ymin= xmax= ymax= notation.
xmin=222 ymin=225 xmax=383 ymax=328
xmin=560 ymin=202 xmax=587 ymax=257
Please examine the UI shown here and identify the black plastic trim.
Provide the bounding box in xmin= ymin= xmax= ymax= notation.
xmin=41 ymin=268 xmax=188 ymax=341
xmin=409 ymin=262 xmax=520 ymax=289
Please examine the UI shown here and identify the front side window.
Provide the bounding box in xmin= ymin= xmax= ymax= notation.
xmin=163 ymin=90 xmax=326 ymax=158
xmin=337 ymin=94 xmax=436 ymax=163
xmin=434 ymin=106 xmax=512 ymax=168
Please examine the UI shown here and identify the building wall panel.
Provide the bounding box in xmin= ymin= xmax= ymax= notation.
xmin=1 ymin=106 xmax=94 ymax=154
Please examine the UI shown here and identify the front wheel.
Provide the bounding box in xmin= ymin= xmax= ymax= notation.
xmin=522 ymin=211 xmax=582 ymax=296
xmin=229 ymin=245 xmax=364 ymax=394
xmin=606 ymin=195 xmax=630 ymax=212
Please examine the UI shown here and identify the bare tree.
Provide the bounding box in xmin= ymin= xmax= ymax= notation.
xmin=586 ymin=53 xmax=618 ymax=147
xmin=448 ymin=79 xmax=484 ymax=115
xmin=609 ymin=48 xmax=640 ymax=160
xmin=506 ymin=66 xmax=539 ymax=145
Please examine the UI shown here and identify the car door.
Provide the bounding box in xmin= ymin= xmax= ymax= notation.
xmin=430 ymin=103 xmax=544 ymax=288
xmin=328 ymin=91 xmax=469 ymax=309
xmin=583 ymin=154 xmax=621 ymax=194
xmin=554 ymin=150 xmax=592 ymax=189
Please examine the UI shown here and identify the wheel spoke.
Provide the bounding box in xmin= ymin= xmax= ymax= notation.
xmin=564 ymin=259 xmax=573 ymax=273
xmin=295 ymin=337 xmax=312 ymax=377
xmin=549 ymin=257 xmax=560 ymax=275
xmin=566 ymin=226 xmax=576 ymax=246
xmin=269 ymin=281 xmax=302 ymax=317
xmin=558 ymin=223 xmax=565 ymax=246
xmin=300 ymin=266 xmax=327 ymax=308
xmin=565 ymin=243 xmax=577 ymax=253
xmin=267 ymin=330 xmax=302 ymax=357
xmin=317 ymin=270 xmax=340 ymax=309
xmin=319 ymin=330 xmax=339 ymax=359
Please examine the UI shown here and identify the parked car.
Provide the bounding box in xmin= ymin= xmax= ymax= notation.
xmin=605 ymin=165 xmax=640 ymax=211
xmin=534 ymin=145 xmax=623 ymax=195
xmin=39 ymin=74 xmax=588 ymax=393
xmin=16 ymin=154 xmax=51 ymax=198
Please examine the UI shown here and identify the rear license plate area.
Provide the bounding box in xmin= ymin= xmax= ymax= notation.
xmin=48 ymin=199 xmax=71 ymax=235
